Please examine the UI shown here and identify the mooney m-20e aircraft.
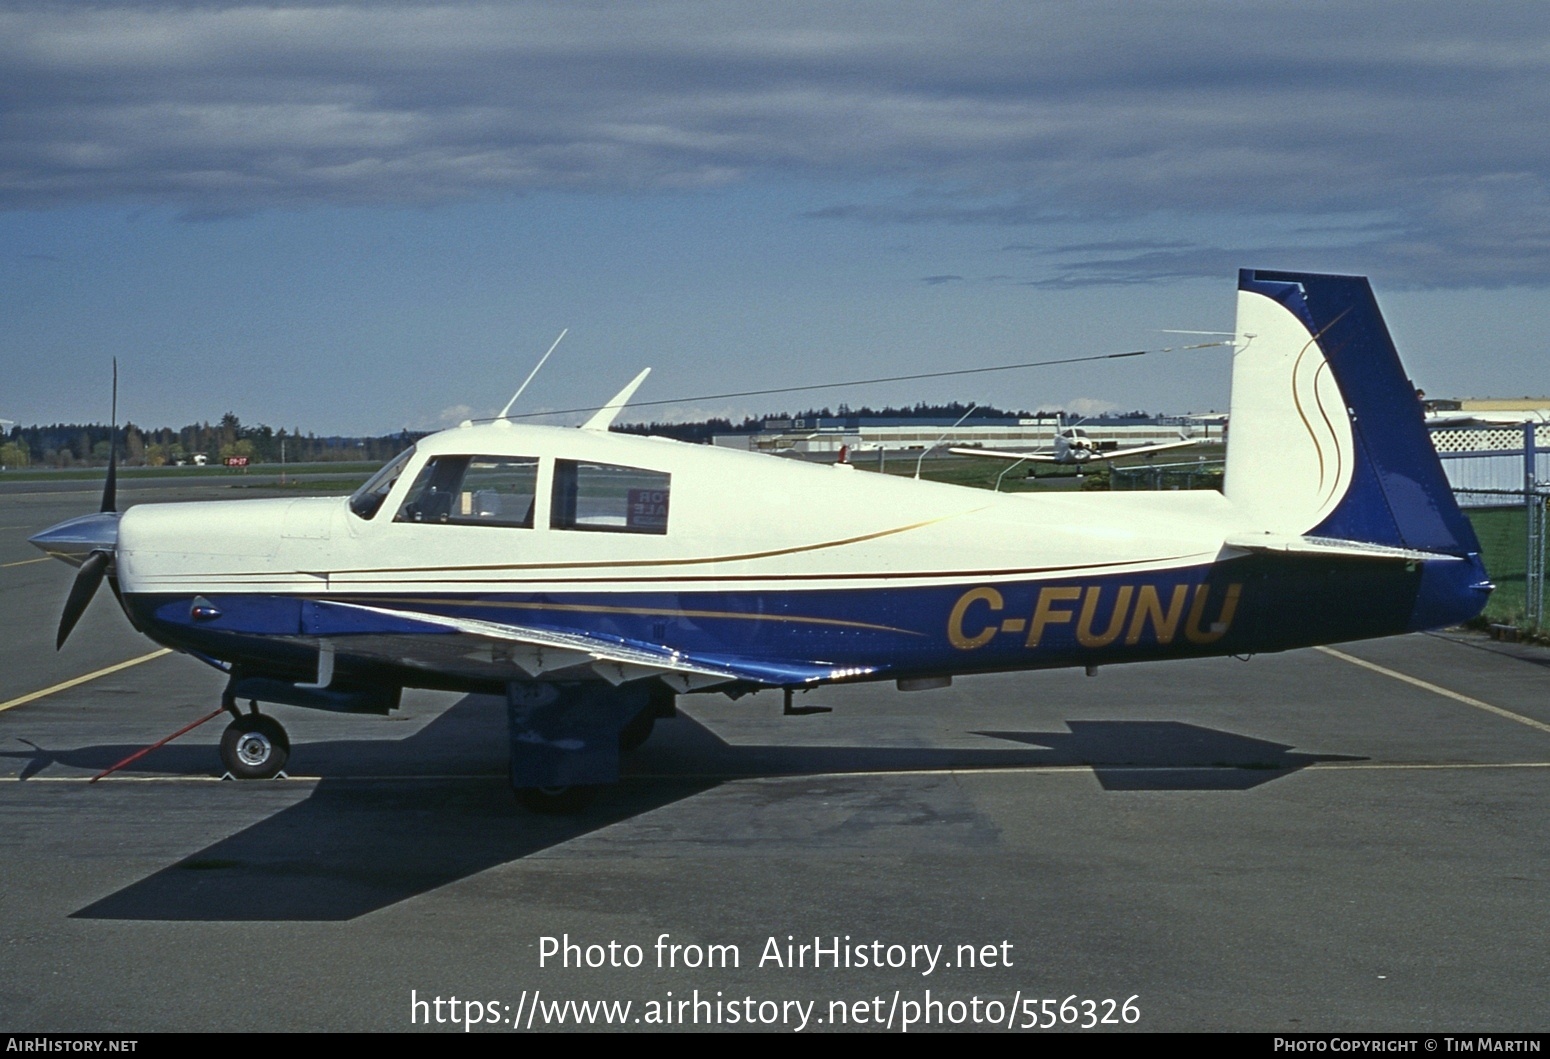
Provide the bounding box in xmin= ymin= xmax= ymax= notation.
xmin=29 ymin=270 xmax=1491 ymax=810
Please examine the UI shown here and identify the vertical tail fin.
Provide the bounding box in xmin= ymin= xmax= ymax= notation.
xmin=1224 ymin=269 xmax=1480 ymax=557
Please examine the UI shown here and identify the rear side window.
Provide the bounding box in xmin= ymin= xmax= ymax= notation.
xmin=395 ymin=455 xmax=538 ymax=527
xmin=551 ymin=460 xmax=670 ymax=534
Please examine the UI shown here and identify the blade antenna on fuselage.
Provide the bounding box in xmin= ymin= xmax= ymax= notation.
xmin=499 ymin=329 xmax=568 ymax=420
xmin=582 ymin=368 xmax=652 ymax=431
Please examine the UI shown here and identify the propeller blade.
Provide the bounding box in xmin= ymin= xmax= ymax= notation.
xmin=57 ymin=550 xmax=109 ymax=650
xmin=101 ymin=359 xmax=117 ymax=514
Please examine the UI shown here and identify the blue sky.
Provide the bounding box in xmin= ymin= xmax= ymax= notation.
xmin=4 ymin=2 xmax=1548 ymax=434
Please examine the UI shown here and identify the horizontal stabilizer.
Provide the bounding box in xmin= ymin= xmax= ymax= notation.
xmin=1223 ymin=533 xmax=1464 ymax=563
xmin=1426 ymin=410 xmax=1550 ymax=427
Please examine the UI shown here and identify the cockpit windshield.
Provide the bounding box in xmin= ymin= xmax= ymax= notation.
xmin=348 ymin=446 xmax=416 ymax=519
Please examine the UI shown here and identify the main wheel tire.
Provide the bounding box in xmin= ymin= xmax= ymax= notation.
xmin=515 ymin=785 xmax=599 ymax=814
xmin=219 ymin=714 xmax=290 ymax=780
xmin=619 ymin=711 xmax=656 ymax=752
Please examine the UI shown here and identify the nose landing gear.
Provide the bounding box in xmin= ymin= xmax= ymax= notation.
xmin=219 ymin=696 xmax=290 ymax=779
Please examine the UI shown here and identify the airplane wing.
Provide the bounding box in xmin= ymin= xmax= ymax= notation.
xmin=309 ymin=599 xmax=877 ymax=692
xmin=947 ymin=446 xmax=1060 ymax=462
xmin=948 ymin=439 xmax=1199 ymax=463
xmin=1083 ymin=439 xmax=1199 ymax=461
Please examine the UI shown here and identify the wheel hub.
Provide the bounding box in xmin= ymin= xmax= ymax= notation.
xmin=235 ymin=732 xmax=272 ymax=767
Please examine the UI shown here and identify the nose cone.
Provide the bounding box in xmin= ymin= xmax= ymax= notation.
xmin=28 ymin=511 xmax=121 ymax=567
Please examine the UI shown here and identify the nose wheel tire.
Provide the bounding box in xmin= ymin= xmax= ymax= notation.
xmin=220 ymin=714 xmax=290 ymax=779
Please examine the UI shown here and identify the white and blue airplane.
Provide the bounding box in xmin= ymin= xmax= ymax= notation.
xmin=29 ymin=270 xmax=1492 ymax=810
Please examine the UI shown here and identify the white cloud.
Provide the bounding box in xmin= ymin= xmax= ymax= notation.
xmin=1062 ymin=397 xmax=1123 ymax=418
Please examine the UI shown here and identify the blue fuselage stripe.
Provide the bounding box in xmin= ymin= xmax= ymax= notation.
xmin=124 ymin=552 xmax=1490 ymax=690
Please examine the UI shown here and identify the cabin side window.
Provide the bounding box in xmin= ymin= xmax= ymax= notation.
xmin=394 ymin=455 xmax=539 ymax=527
xmin=550 ymin=460 xmax=670 ymax=534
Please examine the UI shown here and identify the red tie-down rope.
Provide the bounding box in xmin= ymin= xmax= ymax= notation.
xmin=90 ymin=707 xmax=227 ymax=783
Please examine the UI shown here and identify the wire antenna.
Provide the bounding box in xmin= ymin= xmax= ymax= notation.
xmin=485 ymin=340 xmax=1228 ymax=425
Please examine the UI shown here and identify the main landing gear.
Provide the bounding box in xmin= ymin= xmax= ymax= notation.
xmin=507 ymin=680 xmax=674 ymax=814
xmin=219 ymin=694 xmax=290 ymax=779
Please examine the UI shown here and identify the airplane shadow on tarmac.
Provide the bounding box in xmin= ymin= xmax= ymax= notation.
xmin=0 ymin=693 xmax=1362 ymax=922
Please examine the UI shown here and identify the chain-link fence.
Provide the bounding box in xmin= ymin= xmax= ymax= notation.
xmin=1108 ymin=459 xmax=1224 ymax=492
xmin=1437 ymin=422 xmax=1548 ymax=632
xmin=1099 ymin=429 xmax=1548 ymax=632
xmin=1457 ymin=494 xmax=1547 ymax=631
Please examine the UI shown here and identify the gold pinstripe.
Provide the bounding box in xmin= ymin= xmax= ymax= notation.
xmin=313 ymin=510 xmax=977 ymax=578
xmin=338 ymin=596 xmax=923 ymax=635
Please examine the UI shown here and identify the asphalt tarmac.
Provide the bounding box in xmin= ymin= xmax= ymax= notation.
xmin=2 ymin=482 xmax=1548 ymax=1033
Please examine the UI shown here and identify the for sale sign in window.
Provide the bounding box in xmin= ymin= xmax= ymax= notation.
xmin=627 ymin=487 xmax=670 ymax=532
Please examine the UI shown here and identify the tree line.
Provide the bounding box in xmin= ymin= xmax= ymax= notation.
xmin=1 ymin=412 xmax=418 ymax=469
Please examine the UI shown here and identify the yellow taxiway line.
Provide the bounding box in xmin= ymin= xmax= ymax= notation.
xmin=0 ymin=648 xmax=173 ymax=714
xmin=1 ymin=556 xmax=51 ymax=568
xmin=1316 ymin=645 xmax=1550 ymax=735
